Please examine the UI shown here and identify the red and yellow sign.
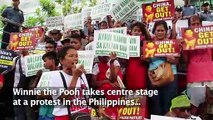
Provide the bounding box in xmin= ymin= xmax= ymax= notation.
xmin=143 ymin=40 xmax=181 ymax=58
xmin=118 ymin=96 xmax=147 ymax=120
xmin=9 ymin=32 xmax=36 ymax=50
xmin=142 ymin=1 xmax=175 ymax=23
xmin=23 ymin=26 xmax=44 ymax=40
xmin=182 ymin=25 xmax=213 ymax=50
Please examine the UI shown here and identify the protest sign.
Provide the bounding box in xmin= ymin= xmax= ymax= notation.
xmin=77 ymin=51 xmax=94 ymax=74
xmin=24 ymin=54 xmax=44 ymax=77
xmin=37 ymin=71 xmax=52 ymax=87
xmin=9 ymin=32 xmax=37 ymax=50
xmin=23 ymin=26 xmax=44 ymax=40
xmin=0 ymin=49 xmax=14 ymax=70
xmin=202 ymin=21 xmax=213 ymax=26
xmin=94 ymin=31 xmax=129 ymax=59
xmin=129 ymin=36 xmax=140 ymax=57
xmin=64 ymin=13 xmax=83 ymax=30
xmin=46 ymin=16 xmax=64 ymax=30
xmin=90 ymin=3 xmax=112 ymax=20
xmin=118 ymin=95 xmax=147 ymax=120
xmin=82 ymin=7 xmax=92 ymax=22
xmin=182 ymin=25 xmax=213 ymax=50
xmin=85 ymin=41 xmax=94 ymax=51
xmin=143 ymin=40 xmax=181 ymax=58
xmin=98 ymin=27 xmax=127 ymax=34
xmin=142 ymin=1 xmax=175 ymax=23
xmin=112 ymin=0 xmax=140 ymax=22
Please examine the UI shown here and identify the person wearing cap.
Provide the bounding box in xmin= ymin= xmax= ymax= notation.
xmin=182 ymin=0 xmax=198 ymax=19
xmin=200 ymin=3 xmax=213 ymax=21
xmin=61 ymin=36 xmax=71 ymax=47
xmin=166 ymin=94 xmax=191 ymax=118
xmin=49 ymin=29 xmax=62 ymax=47
xmin=175 ymin=6 xmax=183 ymax=19
xmin=1 ymin=0 xmax=24 ymax=49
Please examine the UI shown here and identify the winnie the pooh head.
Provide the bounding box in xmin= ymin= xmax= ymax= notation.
xmin=185 ymin=29 xmax=193 ymax=38
xmin=145 ymin=5 xmax=152 ymax=12
xmin=147 ymin=42 xmax=155 ymax=49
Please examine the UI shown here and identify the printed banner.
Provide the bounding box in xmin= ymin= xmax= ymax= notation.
xmin=91 ymin=3 xmax=112 ymax=20
xmin=0 ymin=49 xmax=14 ymax=70
xmin=112 ymin=0 xmax=140 ymax=22
xmin=23 ymin=26 xmax=44 ymax=40
xmin=143 ymin=40 xmax=181 ymax=58
xmin=9 ymin=32 xmax=37 ymax=50
xmin=46 ymin=16 xmax=64 ymax=30
xmin=37 ymin=71 xmax=52 ymax=88
xmin=94 ymin=31 xmax=129 ymax=59
xmin=98 ymin=27 xmax=127 ymax=34
xmin=24 ymin=54 xmax=44 ymax=77
xmin=77 ymin=51 xmax=94 ymax=74
xmin=85 ymin=41 xmax=94 ymax=51
xmin=182 ymin=25 xmax=213 ymax=50
xmin=64 ymin=13 xmax=83 ymax=30
xmin=129 ymin=36 xmax=140 ymax=57
xmin=118 ymin=95 xmax=147 ymax=120
xmin=142 ymin=0 xmax=175 ymax=23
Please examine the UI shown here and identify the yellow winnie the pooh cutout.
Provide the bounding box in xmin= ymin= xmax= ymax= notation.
xmin=145 ymin=42 xmax=156 ymax=58
xmin=184 ymin=29 xmax=196 ymax=50
xmin=145 ymin=5 xmax=154 ymax=23
xmin=10 ymin=34 xmax=19 ymax=50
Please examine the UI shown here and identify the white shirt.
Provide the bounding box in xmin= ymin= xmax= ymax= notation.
xmin=48 ymin=70 xmax=89 ymax=116
xmin=13 ymin=56 xmax=26 ymax=88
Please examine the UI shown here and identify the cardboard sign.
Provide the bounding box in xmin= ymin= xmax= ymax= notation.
xmin=112 ymin=0 xmax=140 ymax=22
xmin=0 ymin=49 xmax=14 ymax=70
xmin=24 ymin=54 xmax=44 ymax=77
xmin=46 ymin=16 xmax=64 ymax=30
xmin=143 ymin=40 xmax=181 ymax=58
xmin=129 ymin=36 xmax=140 ymax=57
xmin=85 ymin=42 xmax=94 ymax=51
xmin=118 ymin=95 xmax=147 ymax=120
xmin=9 ymin=32 xmax=37 ymax=50
xmin=82 ymin=7 xmax=92 ymax=22
xmin=98 ymin=27 xmax=127 ymax=34
xmin=37 ymin=71 xmax=51 ymax=88
xmin=64 ymin=13 xmax=83 ymax=30
xmin=94 ymin=31 xmax=129 ymax=59
xmin=142 ymin=1 xmax=175 ymax=23
xmin=77 ymin=51 xmax=94 ymax=74
xmin=91 ymin=3 xmax=112 ymax=20
xmin=182 ymin=25 xmax=213 ymax=50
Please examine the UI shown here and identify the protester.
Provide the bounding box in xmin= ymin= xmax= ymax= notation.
xmin=61 ymin=37 xmax=71 ymax=47
xmin=45 ymin=40 xmax=57 ymax=53
xmin=83 ymin=16 xmax=94 ymax=36
xmin=199 ymin=2 xmax=213 ymax=21
xmin=1 ymin=0 xmax=24 ymax=49
xmin=182 ymin=0 xmax=198 ymax=19
xmin=148 ymin=20 xmax=179 ymax=116
xmin=182 ymin=15 xmax=213 ymax=116
xmin=70 ymin=34 xmax=82 ymax=50
xmin=49 ymin=29 xmax=62 ymax=47
xmin=99 ymin=20 xmax=108 ymax=29
xmin=48 ymin=46 xmax=90 ymax=120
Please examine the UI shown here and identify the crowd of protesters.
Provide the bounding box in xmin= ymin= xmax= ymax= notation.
xmin=0 ymin=0 xmax=213 ymax=120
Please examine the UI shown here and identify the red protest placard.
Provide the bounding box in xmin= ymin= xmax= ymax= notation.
xmin=23 ymin=26 xmax=44 ymax=40
xmin=142 ymin=0 xmax=175 ymax=23
xmin=143 ymin=40 xmax=181 ymax=58
xmin=182 ymin=25 xmax=213 ymax=50
xmin=9 ymin=32 xmax=36 ymax=50
xmin=118 ymin=95 xmax=147 ymax=120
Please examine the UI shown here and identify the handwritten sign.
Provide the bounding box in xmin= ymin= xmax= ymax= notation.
xmin=129 ymin=36 xmax=140 ymax=57
xmin=94 ymin=31 xmax=129 ymax=59
xmin=0 ymin=49 xmax=14 ymax=70
xmin=143 ymin=40 xmax=181 ymax=58
xmin=91 ymin=3 xmax=112 ymax=20
xmin=9 ymin=32 xmax=36 ymax=50
xmin=118 ymin=95 xmax=147 ymax=120
xmin=24 ymin=54 xmax=44 ymax=77
xmin=98 ymin=27 xmax=127 ymax=34
xmin=112 ymin=0 xmax=140 ymax=22
xmin=142 ymin=1 xmax=175 ymax=23
xmin=64 ymin=13 xmax=83 ymax=30
xmin=182 ymin=25 xmax=213 ymax=50
xmin=77 ymin=51 xmax=94 ymax=74
xmin=46 ymin=16 xmax=64 ymax=30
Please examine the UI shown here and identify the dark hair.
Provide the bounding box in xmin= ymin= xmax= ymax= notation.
xmin=42 ymin=51 xmax=59 ymax=66
xmin=79 ymin=29 xmax=86 ymax=39
xmin=44 ymin=35 xmax=52 ymax=42
xmin=188 ymin=15 xmax=202 ymax=27
xmin=152 ymin=20 xmax=168 ymax=34
xmin=46 ymin=40 xmax=57 ymax=49
xmin=58 ymin=46 xmax=76 ymax=60
xmin=131 ymin=22 xmax=148 ymax=40
xmin=71 ymin=34 xmax=82 ymax=43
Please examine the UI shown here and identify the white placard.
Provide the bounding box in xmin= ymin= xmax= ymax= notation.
xmin=64 ymin=13 xmax=83 ymax=30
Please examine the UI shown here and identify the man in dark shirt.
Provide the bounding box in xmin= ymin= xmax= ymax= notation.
xmin=1 ymin=0 xmax=24 ymax=49
xmin=200 ymin=3 xmax=213 ymax=22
